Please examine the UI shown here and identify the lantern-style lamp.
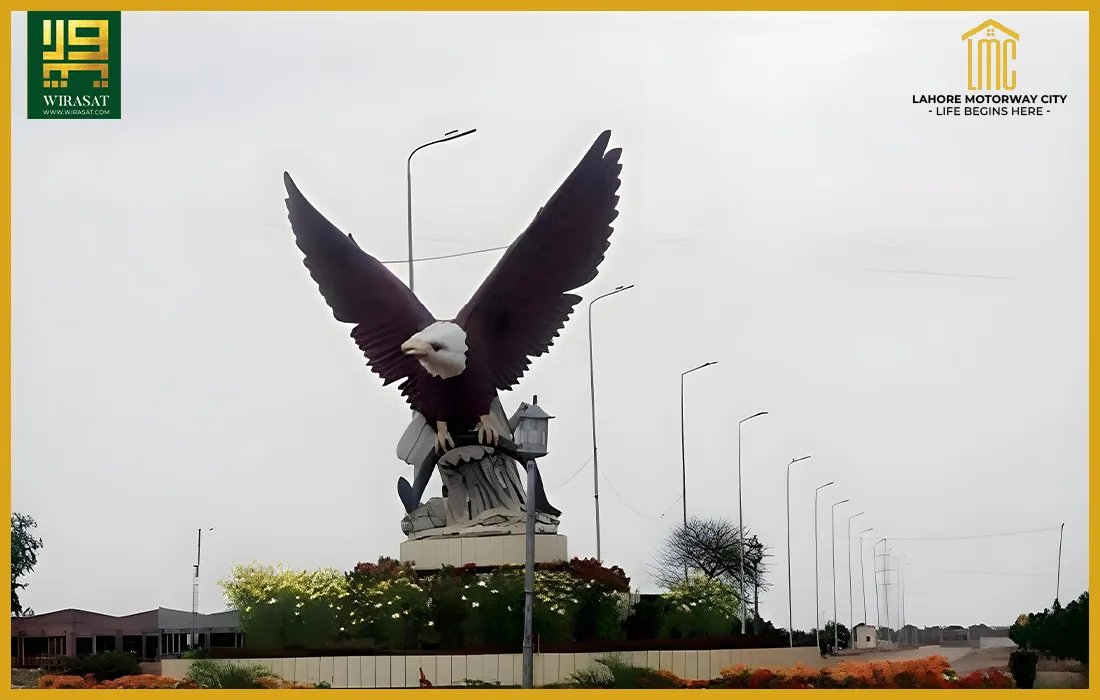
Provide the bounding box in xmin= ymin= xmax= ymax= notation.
xmin=510 ymin=396 xmax=553 ymax=460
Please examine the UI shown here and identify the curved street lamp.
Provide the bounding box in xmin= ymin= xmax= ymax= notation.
xmin=846 ymin=512 xmax=864 ymax=636
xmin=679 ymin=361 xmax=718 ymax=581
xmin=737 ymin=411 xmax=768 ymax=634
xmin=406 ymin=128 xmax=477 ymax=292
xmin=587 ymin=284 xmax=634 ymax=563
xmin=813 ymin=481 xmax=834 ymax=650
xmin=859 ymin=527 xmax=874 ymax=625
xmin=830 ymin=498 xmax=850 ymax=650
xmin=783 ymin=455 xmax=812 ymax=646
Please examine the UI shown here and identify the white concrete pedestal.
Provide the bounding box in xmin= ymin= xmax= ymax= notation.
xmin=399 ymin=534 xmax=567 ymax=571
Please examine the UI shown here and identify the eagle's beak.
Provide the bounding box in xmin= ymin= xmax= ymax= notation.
xmin=401 ymin=338 xmax=431 ymax=356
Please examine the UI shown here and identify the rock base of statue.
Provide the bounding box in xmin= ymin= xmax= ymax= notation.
xmin=399 ymin=443 xmax=560 ymax=538
xmin=399 ymin=533 xmax=568 ymax=571
xmin=395 ymin=400 xmax=567 ymax=572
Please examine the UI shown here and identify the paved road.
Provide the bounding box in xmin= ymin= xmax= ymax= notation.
xmin=825 ymin=645 xmax=975 ymax=667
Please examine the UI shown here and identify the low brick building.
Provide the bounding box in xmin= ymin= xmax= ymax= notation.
xmin=11 ymin=607 xmax=241 ymax=667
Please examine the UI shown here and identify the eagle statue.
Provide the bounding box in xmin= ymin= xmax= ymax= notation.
xmin=282 ymin=130 xmax=623 ymax=452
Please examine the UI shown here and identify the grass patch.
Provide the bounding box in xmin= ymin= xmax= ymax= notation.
xmin=185 ymin=659 xmax=276 ymax=689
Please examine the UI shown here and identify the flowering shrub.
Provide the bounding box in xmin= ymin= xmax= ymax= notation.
xmin=352 ymin=556 xmax=417 ymax=582
xmin=38 ymin=673 xmax=321 ymax=689
xmin=660 ymin=575 xmax=740 ymax=637
xmin=39 ymin=674 xmax=188 ymax=689
xmin=95 ymin=674 xmax=189 ymax=689
xmin=39 ymin=675 xmax=92 ymax=689
xmin=349 ymin=574 xmax=432 ymax=647
xmin=222 ymin=557 xmax=632 ymax=651
xmin=539 ymin=557 xmax=631 ymax=591
xmin=715 ymin=656 xmax=1013 ymax=689
xmin=254 ymin=676 xmax=317 ymax=689
xmin=220 ymin=561 xmax=349 ymax=648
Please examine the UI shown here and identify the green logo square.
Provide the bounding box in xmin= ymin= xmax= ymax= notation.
xmin=27 ymin=11 xmax=121 ymax=120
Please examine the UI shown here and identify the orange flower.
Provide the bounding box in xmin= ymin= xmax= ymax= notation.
xmin=716 ymin=654 xmax=973 ymax=689
xmin=651 ymin=669 xmax=688 ymax=688
xmin=38 ymin=675 xmax=89 ymax=689
xmin=719 ymin=664 xmax=749 ymax=679
xmin=95 ymin=674 xmax=183 ymax=689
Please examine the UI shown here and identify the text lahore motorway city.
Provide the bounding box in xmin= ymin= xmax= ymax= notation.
xmin=911 ymin=93 xmax=1068 ymax=117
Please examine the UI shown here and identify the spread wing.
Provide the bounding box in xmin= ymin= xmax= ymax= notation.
xmin=283 ymin=172 xmax=438 ymax=408
xmin=455 ymin=130 xmax=622 ymax=392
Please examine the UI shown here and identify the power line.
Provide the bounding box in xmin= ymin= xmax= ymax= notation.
xmin=879 ymin=526 xmax=1058 ymax=542
xmin=378 ymin=245 xmax=509 ymax=264
xmin=599 ymin=473 xmax=682 ymax=524
xmin=546 ymin=456 xmax=591 ymax=493
xmin=940 ymin=569 xmax=1054 ymax=578
xmin=601 ymin=471 xmax=654 ymax=519
xmin=659 ymin=494 xmax=682 ymax=519
xmin=600 ymin=471 xmax=677 ymax=520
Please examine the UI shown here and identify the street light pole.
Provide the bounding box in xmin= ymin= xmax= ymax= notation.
xmin=882 ymin=540 xmax=891 ymax=643
xmin=813 ymin=481 xmax=834 ymax=651
xmin=873 ymin=538 xmax=885 ymax=639
xmin=191 ymin=527 xmax=213 ymax=652
xmin=406 ymin=128 xmax=476 ymax=293
xmin=847 ymin=512 xmax=864 ymax=636
xmin=679 ymin=361 xmax=718 ymax=581
xmin=859 ymin=528 xmax=873 ymax=624
xmin=783 ymin=455 xmax=811 ymax=646
xmin=738 ymin=411 xmax=769 ymax=634
xmin=830 ymin=499 xmax=849 ymax=650
xmin=587 ymin=284 xmax=634 ymax=563
xmin=1056 ymin=522 xmax=1065 ymax=603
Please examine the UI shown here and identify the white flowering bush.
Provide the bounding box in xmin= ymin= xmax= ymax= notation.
xmin=221 ymin=557 xmax=634 ymax=650
xmin=220 ymin=562 xmax=348 ymax=648
xmin=342 ymin=575 xmax=430 ymax=649
xmin=659 ymin=574 xmax=741 ymax=637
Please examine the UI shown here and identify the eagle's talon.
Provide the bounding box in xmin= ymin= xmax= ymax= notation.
xmin=435 ymin=421 xmax=454 ymax=454
xmin=475 ymin=415 xmax=498 ymax=446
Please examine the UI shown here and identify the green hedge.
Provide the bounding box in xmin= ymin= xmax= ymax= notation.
xmin=220 ymin=558 xmax=747 ymax=652
xmin=1009 ymin=591 xmax=1088 ymax=664
xmin=59 ymin=651 xmax=141 ymax=681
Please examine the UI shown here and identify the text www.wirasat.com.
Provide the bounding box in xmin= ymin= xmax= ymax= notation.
xmin=39 ymin=94 xmax=113 ymax=117
xmin=40 ymin=108 xmax=112 ymax=116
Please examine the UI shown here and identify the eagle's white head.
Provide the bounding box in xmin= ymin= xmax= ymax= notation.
xmin=401 ymin=321 xmax=468 ymax=379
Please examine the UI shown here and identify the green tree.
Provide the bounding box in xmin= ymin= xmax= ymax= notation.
xmin=11 ymin=513 xmax=44 ymax=617
xmin=823 ymin=620 xmax=851 ymax=650
xmin=1010 ymin=591 xmax=1088 ymax=664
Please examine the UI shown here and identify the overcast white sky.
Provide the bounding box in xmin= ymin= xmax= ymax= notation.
xmin=11 ymin=12 xmax=1088 ymax=632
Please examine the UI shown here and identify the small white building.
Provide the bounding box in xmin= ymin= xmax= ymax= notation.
xmin=853 ymin=623 xmax=878 ymax=649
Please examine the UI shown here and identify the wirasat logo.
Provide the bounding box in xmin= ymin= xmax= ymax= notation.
xmin=911 ymin=19 xmax=1067 ymax=118
xmin=27 ymin=11 xmax=120 ymax=120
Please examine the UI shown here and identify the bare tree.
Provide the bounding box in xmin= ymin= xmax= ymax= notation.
xmin=651 ymin=515 xmax=771 ymax=607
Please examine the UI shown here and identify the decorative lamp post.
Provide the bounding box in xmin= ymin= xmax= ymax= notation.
xmin=508 ymin=398 xmax=553 ymax=689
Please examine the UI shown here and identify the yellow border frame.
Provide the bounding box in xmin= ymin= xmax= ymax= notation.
xmin=2 ymin=4 xmax=1095 ymax=695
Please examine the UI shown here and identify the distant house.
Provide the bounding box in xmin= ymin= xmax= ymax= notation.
xmin=10 ymin=608 xmax=241 ymax=667
xmin=853 ymin=623 xmax=877 ymax=650
xmin=899 ymin=624 xmax=921 ymax=646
